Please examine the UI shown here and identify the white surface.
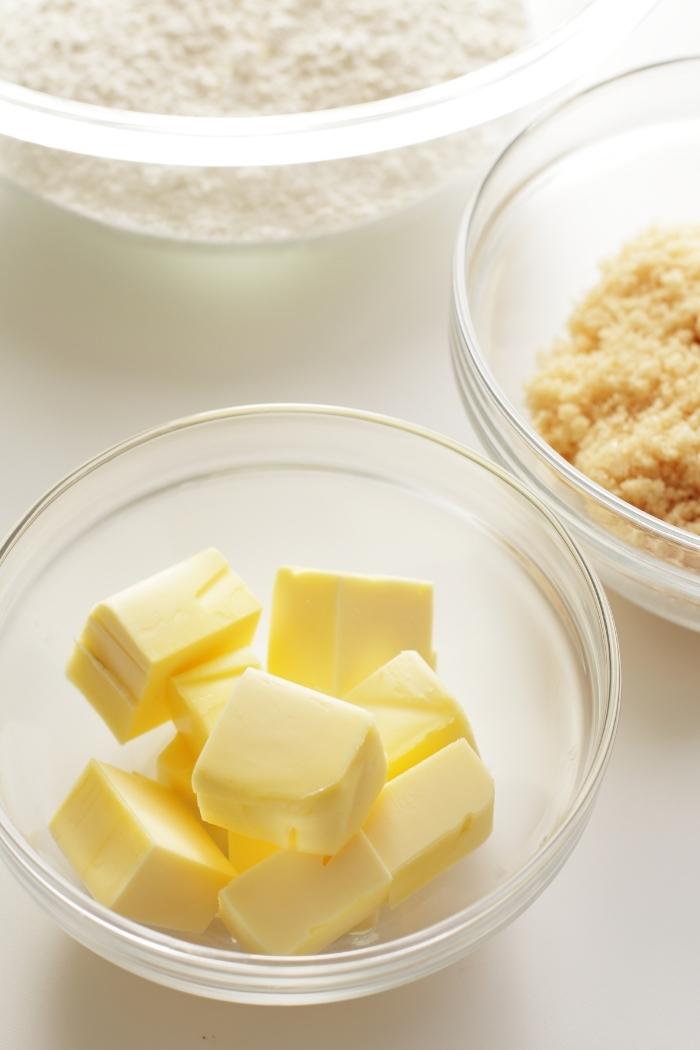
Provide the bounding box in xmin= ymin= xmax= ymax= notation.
xmin=0 ymin=2 xmax=698 ymax=1046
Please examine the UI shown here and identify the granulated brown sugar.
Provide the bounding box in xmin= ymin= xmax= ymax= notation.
xmin=527 ymin=226 xmax=700 ymax=535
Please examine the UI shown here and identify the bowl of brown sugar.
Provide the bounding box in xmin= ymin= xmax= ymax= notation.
xmin=452 ymin=57 xmax=700 ymax=630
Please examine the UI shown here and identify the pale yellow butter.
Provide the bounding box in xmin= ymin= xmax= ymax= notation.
xmin=267 ymin=566 xmax=433 ymax=696
xmin=67 ymin=549 xmax=261 ymax=742
xmin=156 ymin=733 xmax=227 ymax=851
xmin=168 ymin=646 xmax=260 ymax=755
xmin=193 ymin=668 xmax=387 ymax=854
xmin=346 ymin=650 xmax=477 ymax=779
xmin=157 ymin=732 xmax=199 ymax=809
xmin=218 ymin=831 xmax=390 ymax=954
xmin=363 ymin=738 xmax=494 ymax=906
xmin=51 ymin=760 xmax=234 ymax=932
xmin=227 ymin=830 xmax=279 ymax=873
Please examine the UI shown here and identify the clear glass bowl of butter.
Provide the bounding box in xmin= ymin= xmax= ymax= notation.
xmin=0 ymin=405 xmax=619 ymax=1003
xmin=451 ymin=57 xmax=700 ymax=631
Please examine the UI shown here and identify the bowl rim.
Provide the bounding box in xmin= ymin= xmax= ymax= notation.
xmin=452 ymin=55 xmax=700 ymax=563
xmin=0 ymin=0 xmax=657 ymax=166
xmin=0 ymin=404 xmax=620 ymax=996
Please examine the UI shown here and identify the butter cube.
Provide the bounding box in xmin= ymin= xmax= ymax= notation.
xmin=267 ymin=567 xmax=433 ymax=696
xmin=156 ymin=734 xmax=227 ymax=848
xmin=346 ymin=651 xmax=477 ymax=779
xmin=193 ymin=668 xmax=387 ymax=854
xmin=67 ymin=549 xmax=261 ymax=742
xmin=218 ymin=832 xmax=390 ymax=954
xmin=51 ymin=760 xmax=234 ymax=933
xmin=227 ymin=831 xmax=279 ymax=873
xmin=157 ymin=733 xmax=199 ymax=809
xmin=168 ymin=646 xmax=260 ymax=755
xmin=363 ymin=738 xmax=494 ymax=906
xmin=156 ymin=733 xmax=228 ymax=851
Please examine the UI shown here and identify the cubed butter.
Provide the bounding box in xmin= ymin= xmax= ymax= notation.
xmin=346 ymin=650 xmax=477 ymax=779
xmin=168 ymin=646 xmax=260 ymax=755
xmin=363 ymin=738 xmax=494 ymax=906
xmin=227 ymin=831 xmax=279 ymax=873
xmin=67 ymin=549 xmax=261 ymax=742
xmin=193 ymin=668 xmax=387 ymax=854
xmin=267 ymin=566 xmax=433 ymax=696
xmin=157 ymin=732 xmax=199 ymax=809
xmin=218 ymin=831 xmax=390 ymax=955
xmin=156 ymin=733 xmax=227 ymax=851
xmin=51 ymin=760 xmax=234 ymax=932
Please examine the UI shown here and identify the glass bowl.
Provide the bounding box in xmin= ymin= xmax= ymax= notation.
xmin=452 ymin=57 xmax=700 ymax=632
xmin=0 ymin=1 xmax=656 ymax=243
xmin=0 ymin=405 xmax=618 ymax=1003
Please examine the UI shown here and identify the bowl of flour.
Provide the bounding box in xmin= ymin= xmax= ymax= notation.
xmin=0 ymin=0 xmax=656 ymax=243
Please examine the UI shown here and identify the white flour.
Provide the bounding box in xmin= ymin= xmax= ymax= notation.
xmin=0 ymin=0 xmax=529 ymax=241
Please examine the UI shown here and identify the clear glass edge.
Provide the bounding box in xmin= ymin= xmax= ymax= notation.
xmin=0 ymin=1 xmax=657 ymax=165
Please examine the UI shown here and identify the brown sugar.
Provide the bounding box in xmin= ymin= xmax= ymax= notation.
xmin=527 ymin=226 xmax=700 ymax=535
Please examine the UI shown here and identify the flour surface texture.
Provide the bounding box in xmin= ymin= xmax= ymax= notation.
xmin=0 ymin=0 xmax=529 ymax=241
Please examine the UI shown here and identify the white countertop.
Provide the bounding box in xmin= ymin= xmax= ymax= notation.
xmin=1 ymin=2 xmax=699 ymax=1047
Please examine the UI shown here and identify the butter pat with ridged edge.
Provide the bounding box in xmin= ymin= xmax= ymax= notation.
xmin=67 ymin=549 xmax=261 ymax=742
xmin=218 ymin=831 xmax=390 ymax=955
xmin=267 ymin=566 xmax=434 ymax=696
xmin=168 ymin=646 xmax=260 ymax=755
xmin=345 ymin=650 xmax=477 ymax=779
xmin=363 ymin=738 xmax=494 ymax=906
xmin=50 ymin=760 xmax=234 ymax=933
xmin=193 ymin=668 xmax=387 ymax=854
